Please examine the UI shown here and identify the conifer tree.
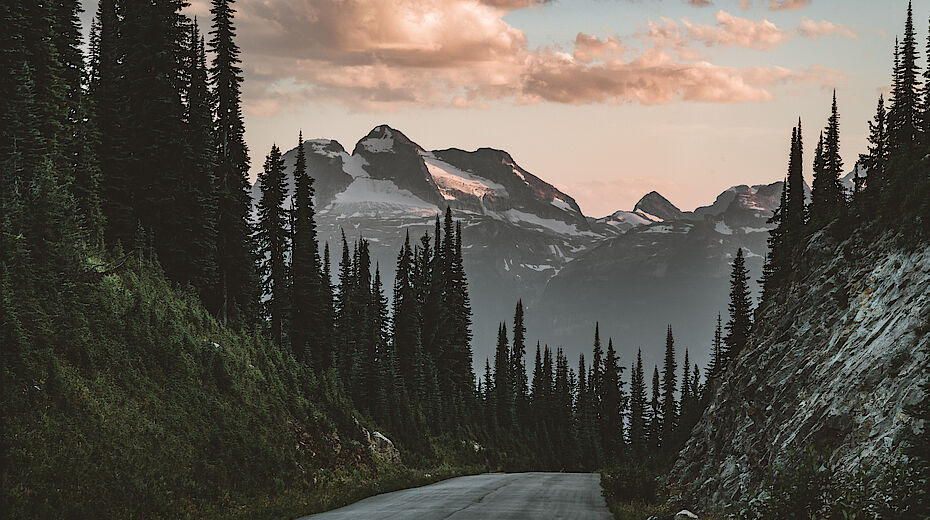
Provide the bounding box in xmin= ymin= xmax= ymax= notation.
xmin=483 ymin=358 xmax=494 ymax=428
xmin=787 ymin=118 xmax=806 ymax=236
xmin=511 ymin=299 xmax=529 ymax=427
xmin=530 ymin=341 xmax=543 ymax=434
xmin=629 ymin=349 xmax=647 ymax=457
xmin=321 ymin=241 xmax=335 ymax=367
xmin=648 ymin=365 xmax=662 ymax=450
xmin=810 ymin=92 xmax=845 ymax=225
xmin=393 ymin=232 xmax=420 ymax=388
xmin=860 ymin=95 xmax=888 ymax=211
xmin=590 ymin=323 xmax=603 ymax=423
xmin=290 ymin=132 xmax=326 ymax=366
xmin=493 ymin=322 xmax=512 ymax=428
xmin=888 ymin=1 xmax=921 ymax=166
xmin=660 ymin=326 xmax=678 ymax=450
xmin=601 ymin=338 xmax=624 ymax=460
xmin=724 ymin=248 xmax=753 ymax=364
xmin=180 ymin=21 xmax=219 ymax=295
xmin=210 ymin=0 xmax=257 ymax=326
xmin=256 ymin=144 xmax=288 ymax=346
xmin=706 ymin=313 xmax=724 ymax=383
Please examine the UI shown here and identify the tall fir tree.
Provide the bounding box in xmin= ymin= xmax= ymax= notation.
xmin=629 ymin=349 xmax=647 ymax=457
xmin=493 ymin=322 xmax=512 ymax=428
xmin=724 ymin=248 xmax=753 ymax=364
xmin=209 ymin=0 xmax=257 ymax=327
xmin=179 ymin=20 xmax=219 ymax=295
xmin=648 ymin=365 xmax=662 ymax=450
xmin=660 ymin=325 xmax=678 ymax=450
xmin=600 ymin=337 xmax=624 ymax=460
xmin=256 ymin=144 xmax=288 ymax=346
xmin=810 ymin=92 xmax=845 ymax=225
xmin=290 ymin=132 xmax=326 ymax=366
xmin=860 ymin=95 xmax=888 ymax=211
xmin=888 ymin=1 xmax=922 ymax=166
xmin=706 ymin=313 xmax=724 ymax=383
xmin=511 ymin=299 xmax=529 ymax=427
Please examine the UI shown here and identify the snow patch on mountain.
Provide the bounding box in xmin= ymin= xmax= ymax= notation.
xmin=502 ymin=209 xmax=594 ymax=237
xmin=422 ymin=154 xmax=506 ymax=200
xmin=330 ymin=178 xmax=435 ymax=210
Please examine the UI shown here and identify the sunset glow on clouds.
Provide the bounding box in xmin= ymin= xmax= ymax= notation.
xmin=231 ymin=0 xmax=855 ymax=116
xmin=91 ymin=0 xmax=904 ymax=216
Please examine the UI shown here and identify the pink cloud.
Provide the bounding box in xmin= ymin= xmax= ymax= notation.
xmin=682 ymin=10 xmax=788 ymax=50
xmin=740 ymin=0 xmax=812 ymax=10
xmin=233 ymin=0 xmax=841 ymax=115
xmin=769 ymin=0 xmax=812 ymax=10
xmin=797 ymin=18 xmax=858 ymax=40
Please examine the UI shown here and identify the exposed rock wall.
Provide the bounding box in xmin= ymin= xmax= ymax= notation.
xmin=669 ymin=230 xmax=930 ymax=506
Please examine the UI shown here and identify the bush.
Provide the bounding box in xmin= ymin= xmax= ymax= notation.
xmin=733 ymin=447 xmax=923 ymax=520
xmin=601 ymin=462 xmax=661 ymax=504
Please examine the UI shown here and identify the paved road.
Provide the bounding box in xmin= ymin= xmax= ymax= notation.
xmin=300 ymin=472 xmax=613 ymax=519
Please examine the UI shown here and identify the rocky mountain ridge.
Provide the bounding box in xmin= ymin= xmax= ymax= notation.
xmin=251 ymin=125 xmax=784 ymax=368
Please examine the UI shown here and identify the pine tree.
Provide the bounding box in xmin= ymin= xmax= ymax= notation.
xmin=660 ymin=325 xmax=678 ymax=450
xmin=888 ymin=2 xmax=922 ymax=166
xmin=590 ymin=322 xmax=604 ymax=424
xmin=321 ymin=241 xmax=335 ymax=367
xmin=601 ymin=338 xmax=624 ymax=460
xmin=706 ymin=313 xmax=724 ymax=383
xmin=648 ymin=365 xmax=662 ymax=450
xmin=256 ymin=144 xmax=288 ymax=346
xmin=119 ymin=0 xmax=194 ymax=285
xmin=511 ymin=299 xmax=529 ymax=427
xmin=860 ymin=95 xmax=888 ymax=211
xmin=210 ymin=0 xmax=257 ymax=327
xmin=393 ymin=232 xmax=420 ymax=389
xmin=179 ymin=20 xmax=219 ymax=295
xmin=724 ymin=248 xmax=753 ymax=364
xmin=629 ymin=349 xmax=647 ymax=457
xmin=290 ymin=132 xmax=326 ymax=366
xmin=493 ymin=322 xmax=512 ymax=428
xmin=810 ymin=92 xmax=845 ymax=225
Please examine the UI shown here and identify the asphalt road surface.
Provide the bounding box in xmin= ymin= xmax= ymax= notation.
xmin=300 ymin=472 xmax=614 ymax=519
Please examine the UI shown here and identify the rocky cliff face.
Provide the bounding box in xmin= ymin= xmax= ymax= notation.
xmin=669 ymin=230 xmax=930 ymax=506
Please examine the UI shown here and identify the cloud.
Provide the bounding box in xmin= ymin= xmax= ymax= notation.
xmin=797 ymin=18 xmax=858 ymax=40
xmin=682 ymin=10 xmax=788 ymax=50
xmin=768 ymin=0 xmax=811 ymax=10
xmin=480 ymin=0 xmax=552 ymax=8
xmin=233 ymin=0 xmax=841 ymax=115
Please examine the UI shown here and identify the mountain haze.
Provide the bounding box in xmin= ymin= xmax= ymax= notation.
xmin=252 ymin=125 xmax=783 ymax=370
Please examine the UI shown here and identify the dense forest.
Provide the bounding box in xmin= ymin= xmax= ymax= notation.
xmin=1 ymin=0 xmax=930 ymax=518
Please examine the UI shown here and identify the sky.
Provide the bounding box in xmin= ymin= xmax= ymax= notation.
xmin=81 ymin=0 xmax=916 ymax=216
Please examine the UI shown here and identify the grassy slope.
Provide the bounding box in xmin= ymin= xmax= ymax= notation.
xmin=1 ymin=260 xmax=452 ymax=518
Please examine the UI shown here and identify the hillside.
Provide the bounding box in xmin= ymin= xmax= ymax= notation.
xmin=669 ymin=227 xmax=930 ymax=507
xmin=0 ymin=256 xmax=430 ymax=518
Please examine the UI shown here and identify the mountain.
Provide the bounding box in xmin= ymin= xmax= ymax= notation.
xmin=529 ymin=181 xmax=782 ymax=372
xmin=251 ymin=125 xmax=781 ymax=369
xmin=669 ymin=229 xmax=930 ymax=507
xmin=251 ymin=125 xmax=600 ymax=359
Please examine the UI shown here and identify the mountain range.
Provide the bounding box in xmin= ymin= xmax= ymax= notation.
xmin=251 ymin=125 xmax=786 ymax=372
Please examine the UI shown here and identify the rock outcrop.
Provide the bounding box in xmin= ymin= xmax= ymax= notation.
xmin=669 ymin=230 xmax=930 ymax=506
